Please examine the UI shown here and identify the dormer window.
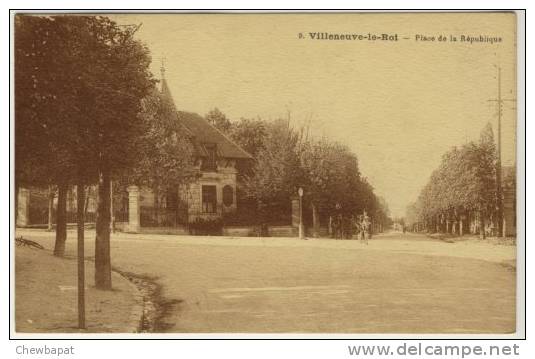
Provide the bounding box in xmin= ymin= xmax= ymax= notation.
xmin=201 ymin=143 xmax=217 ymax=171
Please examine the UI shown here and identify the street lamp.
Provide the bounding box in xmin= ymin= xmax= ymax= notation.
xmin=298 ymin=187 xmax=305 ymax=239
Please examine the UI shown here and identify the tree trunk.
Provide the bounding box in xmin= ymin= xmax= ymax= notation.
xmin=312 ymin=203 xmax=319 ymax=238
xmin=467 ymin=212 xmax=471 ymax=234
xmin=153 ymin=184 xmax=160 ymax=226
xmin=47 ymin=185 xmax=54 ymax=231
xmin=76 ymin=182 xmax=86 ymax=328
xmin=15 ymin=183 xmax=19 ymax=224
xmin=84 ymin=186 xmax=90 ymax=216
xmin=110 ymin=180 xmax=115 ymax=233
xmin=95 ymin=169 xmax=112 ymax=290
xmin=53 ymin=183 xmax=68 ymax=257
xmin=479 ymin=210 xmax=486 ymax=239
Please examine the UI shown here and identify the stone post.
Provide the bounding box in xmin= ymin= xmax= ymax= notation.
xmin=17 ymin=188 xmax=30 ymax=227
xmin=127 ymin=185 xmax=140 ymax=233
xmin=291 ymin=196 xmax=300 ymax=228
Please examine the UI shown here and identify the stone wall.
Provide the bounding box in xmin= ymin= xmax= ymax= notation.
xmin=222 ymin=225 xmax=299 ymax=238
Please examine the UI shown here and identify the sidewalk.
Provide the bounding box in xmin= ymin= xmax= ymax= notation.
xmin=427 ymin=232 xmax=516 ymax=245
xmin=15 ymin=245 xmax=143 ymax=333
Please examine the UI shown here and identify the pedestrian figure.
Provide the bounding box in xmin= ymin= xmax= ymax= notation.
xmin=351 ymin=215 xmax=359 ymax=240
xmin=340 ymin=214 xmax=346 ymax=240
xmin=332 ymin=203 xmax=344 ymax=240
xmin=333 ymin=214 xmax=343 ymax=240
xmin=359 ymin=221 xmax=367 ymax=244
xmin=485 ymin=221 xmax=494 ymax=237
xmin=361 ymin=211 xmax=370 ymax=245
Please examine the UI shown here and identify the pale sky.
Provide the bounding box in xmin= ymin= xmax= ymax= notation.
xmin=112 ymin=13 xmax=517 ymax=217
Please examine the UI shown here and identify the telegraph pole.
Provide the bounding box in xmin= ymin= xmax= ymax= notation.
xmin=488 ymin=66 xmax=515 ymax=237
xmin=298 ymin=187 xmax=305 ymax=239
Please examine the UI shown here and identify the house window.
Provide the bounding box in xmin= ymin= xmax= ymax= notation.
xmin=201 ymin=143 xmax=217 ymax=171
xmin=222 ymin=185 xmax=234 ymax=207
xmin=202 ymin=185 xmax=217 ymax=213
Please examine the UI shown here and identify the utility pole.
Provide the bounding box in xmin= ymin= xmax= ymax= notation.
xmin=298 ymin=187 xmax=305 ymax=239
xmin=160 ymin=56 xmax=167 ymax=79
xmin=488 ymin=66 xmax=515 ymax=237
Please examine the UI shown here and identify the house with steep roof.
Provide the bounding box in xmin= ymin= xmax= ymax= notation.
xmin=15 ymin=67 xmax=253 ymax=233
xmin=128 ymin=68 xmax=253 ymax=231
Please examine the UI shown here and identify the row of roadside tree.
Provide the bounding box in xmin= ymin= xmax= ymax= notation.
xmin=15 ymin=16 xmax=167 ymax=291
xmin=15 ymin=14 xmax=390 ymax=329
xmin=405 ymin=123 xmax=499 ymax=238
xmin=205 ymin=109 xmax=391 ymax=236
xmin=15 ymin=14 xmax=390 ymax=290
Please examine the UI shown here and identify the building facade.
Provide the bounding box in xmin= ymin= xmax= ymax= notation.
xmin=16 ymin=69 xmax=253 ymax=232
xmin=124 ymin=70 xmax=252 ymax=232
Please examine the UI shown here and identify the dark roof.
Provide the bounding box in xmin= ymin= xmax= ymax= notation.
xmin=159 ymin=76 xmax=177 ymax=112
xmin=158 ymin=75 xmax=252 ymax=160
xmin=177 ymin=111 xmax=253 ymax=160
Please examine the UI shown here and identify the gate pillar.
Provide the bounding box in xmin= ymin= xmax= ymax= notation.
xmin=127 ymin=185 xmax=140 ymax=233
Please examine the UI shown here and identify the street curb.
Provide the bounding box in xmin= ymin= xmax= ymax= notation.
xmin=111 ymin=270 xmax=144 ymax=333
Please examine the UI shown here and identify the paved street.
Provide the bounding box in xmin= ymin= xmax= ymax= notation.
xmin=15 ymin=230 xmax=516 ymax=333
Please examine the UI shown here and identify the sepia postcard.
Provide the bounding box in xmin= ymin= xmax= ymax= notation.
xmin=11 ymin=11 xmax=524 ymax=339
